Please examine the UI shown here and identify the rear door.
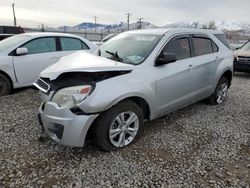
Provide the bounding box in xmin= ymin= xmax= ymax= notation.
xmin=59 ymin=37 xmax=90 ymax=57
xmin=13 ymin=37 xmax=60 ymax=85
xmin=190 ymin=35 xmax=219 ymax=96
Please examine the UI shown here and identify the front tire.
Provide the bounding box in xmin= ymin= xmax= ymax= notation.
xmin=93 ymin=101 xmax=144 ymax=151
xmin=206 ymin=77 xmax=229 ymax=105
xmin=0 ymin=74 xmax=11 ymax=96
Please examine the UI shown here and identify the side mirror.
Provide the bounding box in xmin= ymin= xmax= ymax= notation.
xmin=155 ymin=52 xmax=177 ymax=66
xmin=16 ymin=47 xmax=28 ymax=56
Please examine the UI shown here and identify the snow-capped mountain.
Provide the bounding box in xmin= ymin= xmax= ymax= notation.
xmin=58 ymin=21 xmax=157 ymax=33
xmin=57 ymin=20 xmax=250 ymax=33
xmin=163 ymin=21 xmax=250 ymax=33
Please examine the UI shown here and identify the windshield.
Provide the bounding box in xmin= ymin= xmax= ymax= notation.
xmin=0 ymin=34 xmax=30 ymax=53
xmin=94 ymin=34 xmax=162 ymax=65
xmin=241 ymin=42 xmax=250 ymax=51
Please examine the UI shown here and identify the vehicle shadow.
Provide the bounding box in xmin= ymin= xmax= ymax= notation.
xmin=10 ymin=86 xmax=38 ymax=95
xmin=234 ymin=72 xmax=250 ymax=78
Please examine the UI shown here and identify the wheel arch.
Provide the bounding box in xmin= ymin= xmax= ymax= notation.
xmin=116 ymin=96 xmax=151 ymax=120
xmin=85 ymin=95 xmax=151 ymax=142
xmin=0 ymin=70 xmax=13 ymax=89
xmin=220 ymin=70 xmax=233 ymax=87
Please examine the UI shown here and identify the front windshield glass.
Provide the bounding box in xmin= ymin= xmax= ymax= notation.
xmin=242 ymin=42 xmax=250 ymax=51
xmin=94 ymin=34 xmax=162 ymax=65
xmin=0 ymin=35 xmax=30 ymax=53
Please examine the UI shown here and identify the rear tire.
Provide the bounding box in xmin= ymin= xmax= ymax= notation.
xmin=206 ymin=77 xmax=229 ymax=105
xmin=93 ymin=101 xmax=144 ymax=151
xmin=0 ymin=74 xmax=11 ymax=96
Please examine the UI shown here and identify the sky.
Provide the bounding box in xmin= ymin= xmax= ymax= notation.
xmin=0 ymin=0 xmax=250 ymax=28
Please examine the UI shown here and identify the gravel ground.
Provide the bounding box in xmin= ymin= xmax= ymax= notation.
xmin=0 ymin=73 xmax=249 ymax=187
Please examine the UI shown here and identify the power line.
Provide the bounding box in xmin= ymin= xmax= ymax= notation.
xmin=125 ymin=13 xmax=132 ymax=31
xmin=12 ymin=3 xmax=17 ymax=26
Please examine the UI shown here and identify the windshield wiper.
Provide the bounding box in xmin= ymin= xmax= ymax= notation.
xmin=105 ymin=50 xmax=123 ymax=62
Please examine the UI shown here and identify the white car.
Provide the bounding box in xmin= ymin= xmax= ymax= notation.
xmin=0 ymin=32 xmax=97 ymax=96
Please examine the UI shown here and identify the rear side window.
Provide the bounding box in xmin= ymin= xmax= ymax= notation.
xmin=60 ymin=37 xmax=89 ymax=51
xmin=214 ymin=34 xmax=231 ymax=49
xmin=162 ymin=37 xmax=191 ymax=60
xmin=23 ymin=37 xmax=56 ymax=54
xmin=193 ymin=37 xmax=214 ymax=56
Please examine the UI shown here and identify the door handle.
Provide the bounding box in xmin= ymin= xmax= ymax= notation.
xmin=187 ymin=64 xmax=193 ymax=70
xmin=215 ymin=56 xmax=220 ymax=61
xmin=51 ymin=57 xmax=60 ymax=60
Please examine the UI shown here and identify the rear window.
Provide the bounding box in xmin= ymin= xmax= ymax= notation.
xmin=214 ymin=34 xmax=231 ymax=49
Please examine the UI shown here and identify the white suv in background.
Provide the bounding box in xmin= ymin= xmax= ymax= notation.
xmin=0 ymin=32 xmax=97 ymax=96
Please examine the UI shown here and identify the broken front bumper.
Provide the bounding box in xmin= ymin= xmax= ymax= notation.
xmin=38 ymin=102 xmax=98 ymax=147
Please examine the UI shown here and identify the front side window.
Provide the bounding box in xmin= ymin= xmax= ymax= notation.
xmin=193 ymin=37 xmax=213 ymax=56
xmin=162 ymin=37 xmax=191 ymax=60
xmin=94 ymin=34 xmax=162 ymax=65
xmin=60 ymin=37 xmax=89 ymax=51
xmin=23 ymin=37 xmax=56 ymax=54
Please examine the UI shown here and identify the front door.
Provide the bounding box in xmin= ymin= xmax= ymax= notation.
xmin=155 ymin=35 xmax=198 ymax=116
xmin=13 ymin=37 xmax=60 ymax=86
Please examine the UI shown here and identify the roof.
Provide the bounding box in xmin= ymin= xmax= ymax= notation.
xmin=123 ymin=28 xmax=224 ymax=35
xmin=20 ymin=32 xmax=81 ymax=38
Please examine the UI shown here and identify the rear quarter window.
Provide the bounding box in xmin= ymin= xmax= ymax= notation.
xmin=214 ymin=34 xmax=231 ymax=49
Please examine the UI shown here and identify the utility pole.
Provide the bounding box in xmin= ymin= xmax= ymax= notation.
xmin=138 ymin=18 xmax=143 ymax=29
xmin=125 ymin=13 xmax=131 ymax=31
xmin=93 ymin=16 xmax=97 ymax=33
xmin=41 ymin=24 xmax=45 ymax=32
xmin=12 ymin=3 xmax=17 ymax=26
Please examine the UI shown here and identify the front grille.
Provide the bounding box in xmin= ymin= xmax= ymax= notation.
xmin=237 ymin=56 xmax=250 ymax=63
xmin=33 ymin=78 xmax=50 ymax=93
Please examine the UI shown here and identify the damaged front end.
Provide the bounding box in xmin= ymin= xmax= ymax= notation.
xmin=34 ymin=70 xmax=131 ymax=114
xmin=34 ymin=70 xmax=131 ymax=147
xmin=35 ymin=70 xmax=131 ymax=94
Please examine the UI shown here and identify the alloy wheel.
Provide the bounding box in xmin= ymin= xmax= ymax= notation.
xmin=109 ymin=111 xmax=139 ymax=147
xmin=216 ymin=83 xmax=228 ymax=104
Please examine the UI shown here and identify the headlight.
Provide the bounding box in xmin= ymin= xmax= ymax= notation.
xmin=52 ymin=85 xmax=92 ymax=108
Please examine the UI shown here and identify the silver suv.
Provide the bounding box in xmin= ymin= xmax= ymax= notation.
xmin=34 ymin=28 xmax=233 ymax=151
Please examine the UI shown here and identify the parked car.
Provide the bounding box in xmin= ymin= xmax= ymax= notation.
xmin=94 ymin=34 xmax=117 ymax=46
xmin=0 ymin=25 xmax=24 ymax=41
xmin=233 ymin=41 xmax=250 ymax=73
xmin=0 ymin=32 xmax=97 ymax=96
xmin=34 ymin=28 xmax=233 ymax=151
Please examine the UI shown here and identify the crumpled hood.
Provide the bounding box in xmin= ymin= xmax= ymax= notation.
xmin=40 ymin=51 xmax=134 ymax=80
xmin=233 ymin=49 xmax=250 ymax=57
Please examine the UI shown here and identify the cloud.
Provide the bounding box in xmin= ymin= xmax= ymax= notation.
xmin=0 ymin=0 xmax=249 ymax=27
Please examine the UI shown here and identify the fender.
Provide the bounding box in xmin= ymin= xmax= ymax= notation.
xmin=211 ymin=54 xmax=233 ymax=92
xmin=78 ymin=72 xmax=156 ymax=119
